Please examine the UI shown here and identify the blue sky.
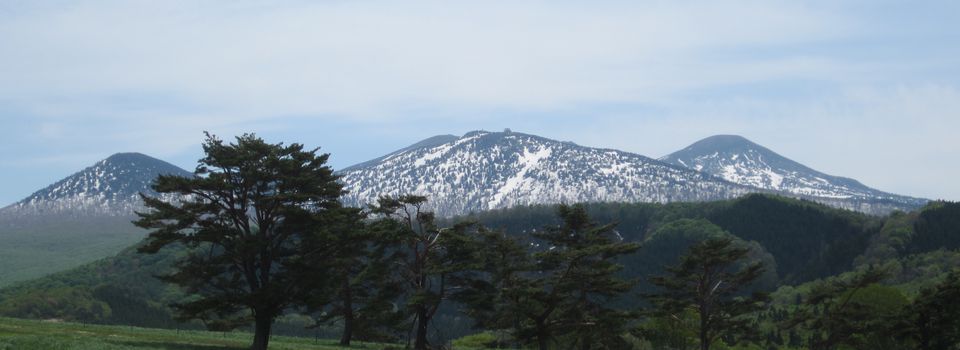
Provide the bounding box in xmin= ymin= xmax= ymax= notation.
xmin=1 ymin=0 xmax=959 ymax=205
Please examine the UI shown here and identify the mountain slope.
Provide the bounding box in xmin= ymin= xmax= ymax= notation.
xmin=0 ymin=152 xmax=192 ymax=287
xmin=339 ymin=130 xmax=754 ymax=217
xmin=1 ymin=152 xmax=192 ymax=221
xmin=660 ymin=135 xmax=927 ymax=214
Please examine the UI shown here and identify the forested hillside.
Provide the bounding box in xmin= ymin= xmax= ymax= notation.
xmin=2 ymin=195 xmax=957 ymax=348
xmin=466 ymin=194 xmax=884 ymax=284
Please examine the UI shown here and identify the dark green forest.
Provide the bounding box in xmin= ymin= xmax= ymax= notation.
xmin=1 ymin=134 xmax=959 ymax=350
xmin=2 ymin=196 xmax=959 ymax=349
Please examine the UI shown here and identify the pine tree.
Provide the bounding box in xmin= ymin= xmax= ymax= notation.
xmin=647 ymin=236 xmax=768 ymax=350
xmin=454 ymin=227 xmax=533 ymax=349
xmin=299 ymin=207 xmax=405 ymax=346
xmin=370 ymin=195 xmax=479 ymax=350
xmin=134 ymin=133 xmax=343 ymax=350
xmin=516 ymin=204 xmax=640 ymax=350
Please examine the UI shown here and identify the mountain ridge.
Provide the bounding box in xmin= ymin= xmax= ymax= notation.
xmin=338 ymin=130 xmax=756 ymax=217
xmin=660 ymin=134 xmax=927 ymax=213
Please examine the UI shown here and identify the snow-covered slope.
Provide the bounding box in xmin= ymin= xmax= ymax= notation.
xmin=0 ymin=152 xmax=192 ymax=220
xmin=339 ymin=130 xmax=754 ymax=217
xmin=660 ymin=135 xmax=927 ymax=214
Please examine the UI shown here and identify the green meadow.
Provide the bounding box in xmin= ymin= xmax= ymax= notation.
xmin=0 ymin=317 xmax=384 ymax=350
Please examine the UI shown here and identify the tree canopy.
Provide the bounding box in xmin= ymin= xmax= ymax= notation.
xmin=648 ymin=236 xmax=769 ymax=350
xmin=134 ymin=133 xmax=343 ymax=350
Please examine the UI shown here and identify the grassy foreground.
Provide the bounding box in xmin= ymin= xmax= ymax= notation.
xmin=0 ymin=317 xmax=381 ymax=350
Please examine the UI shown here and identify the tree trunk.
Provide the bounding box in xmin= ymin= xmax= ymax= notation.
xmin=578 ymin=291 xmax=590 ymax=350
xmin=536 ymin=321 xmax=549 ymax=350
xmin=414 ymin=307 xmax=429 ymax=350
xmin=700 ymin=304 xmax=709 ymax=350
xmin=513 ymin=316 xmax=523 ymax=350
xmin=339 ymin=313 xmax=354 ymax=347
xmin=251 ymin=313 xmax=273 ymax=350
xmin=339 ymin=277 xmax=355 ymax=346
xmin=538 ymin=333 xmax=549 ymax=350
xmin=917 ymin=312 xmax=930 ymax=350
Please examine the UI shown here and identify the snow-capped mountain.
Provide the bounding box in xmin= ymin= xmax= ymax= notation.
xmin=660 ymin=135 xmax=927 ymax=214
xmin=0 ymin=152 xmax=192 ymax=220
xmin=339 ymin=130 xmax=755 ymax=217
xmin=0 ymin=152 xmax=193 ymax=287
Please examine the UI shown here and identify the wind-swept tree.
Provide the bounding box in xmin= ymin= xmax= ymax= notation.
xmin=647 ymin=236 xmax=768 ymax=350
xmin=134 ymin=133 xmax=343 ymax=350
xmin=370 ymin=195 xmax=479 ymax=350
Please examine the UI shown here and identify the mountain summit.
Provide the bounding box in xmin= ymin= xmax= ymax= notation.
xmin=339 ymin=130 xmax=752 ymax=217
xmin=660 ymin=135 xmax=926 ymax=213
xmin=0 ymin=152 xmax=192 ymax=286
xmin=1 ymin=152 xmax=192 ymax=219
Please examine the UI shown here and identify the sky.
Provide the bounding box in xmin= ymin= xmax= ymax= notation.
xmin=1 ymin=0 xmax=958 ymax=206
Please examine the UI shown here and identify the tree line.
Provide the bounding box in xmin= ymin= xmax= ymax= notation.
xmin=133 ymin=134 xmax=960 ymax=350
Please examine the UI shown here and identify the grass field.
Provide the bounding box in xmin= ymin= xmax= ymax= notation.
xmin=0 ymin=317 xmax=389 ymax=350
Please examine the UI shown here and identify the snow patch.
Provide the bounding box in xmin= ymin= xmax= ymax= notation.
xmin=414 ymin=144 xmax=453 ymax=167
xmin=488 ymin=147 xmax=552 ymax=208
xmin=761 ymin=168 xmax=784 ymax=189
xmin=721 ymin=165 xmax=740 ymax=182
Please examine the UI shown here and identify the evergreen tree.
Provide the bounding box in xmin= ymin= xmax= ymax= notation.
xmin=647 ymin=236 xmax=768 ymax=350
xmin=134 ymin=133 xmax=343 ymax=350
xmin=453 ymin=227 xmax=532 ymax=349
xmin=633 ymin=310 xmax=698 ymax=350
xmin=370 ymin=195 xmax=479 ymax=350
xmin=300 ymin=207 xmax=404 ymax=346
xmin=516 ymin=204 xmax=640 ymax=350
xmin=784 ymin=265 xmax=893 ymax=350
xmin=900 ymin=269 xmax=960 ymax=350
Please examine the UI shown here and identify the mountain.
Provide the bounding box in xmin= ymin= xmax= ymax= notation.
xmin=339 ymin=130 xmax=755 ymax=217
xmin=0 ymin=152 xmax=192 ymax=221
xmin=660 ymin=135 xmax=927 ymax=214
xmin=0 ymin=152 xmax=192 ymax=287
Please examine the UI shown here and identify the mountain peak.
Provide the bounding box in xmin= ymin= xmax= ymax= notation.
xmin=104 ymin=152 xmax=153 ymax=162
xmin=681 ymin=135 xmax=764 ymax=153
xmin=409 ymin=135 xmax=460 ymax=148
xmin=462 ymin=130 xmax=490 ymax=138
xmin=2 ymin=153 xmax=191 ymax=218
xmin=340 ymin=129 xmax=748 ymax=217
xmin=338 ymin=130 xmax=925 ymax=216
xmin=662 ymin=136 xmax=926 ymax=213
